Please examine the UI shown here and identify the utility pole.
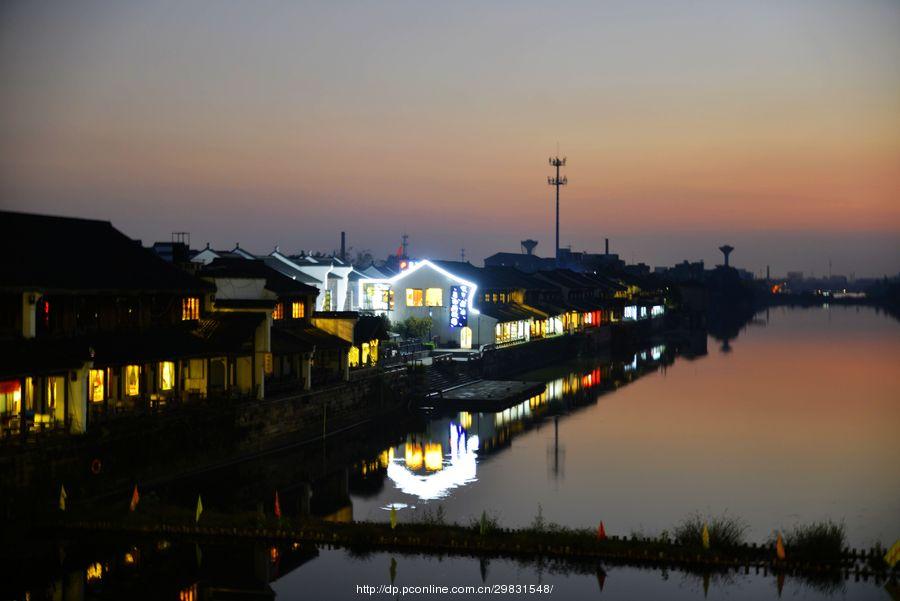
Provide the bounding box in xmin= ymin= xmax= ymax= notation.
xmin=460 ymin=248 xmax=466 ymax=262
xmin=401 ymin=233 xmax=409 ymax=258
xmin=548 ymin=155 xmax=567 ymax=264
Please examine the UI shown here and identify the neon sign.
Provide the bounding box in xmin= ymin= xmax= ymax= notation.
xmin=449 ymin=285 xmax=469 ymax=328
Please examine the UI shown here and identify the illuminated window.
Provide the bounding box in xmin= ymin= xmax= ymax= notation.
xmin=160 ymin=361 xmax=175 ymax=391
xmin=89 ymin=369 xmax=104 ymax=402
xmin=424 ymin=288 xmax=442 ymax=307
xmin=348 ymin=346 xmax=360 ymax=368
xmin=500 ymin=293 xmax=506 ymax=303
xmin=187 ymin=359 xmax=205 ymax=379
xmin=361 ymin=338 xmax=379 ymax=365
xmin=483 ymin=293 xmax=490 ymax=302
xmin=492 ymin=293 xmax=498 ymax=303
xmin=182 ymin=297 xmax=200 ymax=320
xmin=405 ymin=288 xmax=424 ymax=307
xmin=46 ymin=377 xmax=60 ymax=409
xmin=0 ymin=380 xmax=22 ymax=417
xmin=273 ymin=303 xmax=284 ymax=320
xmin=125 ymin=365 xmax=140 ymax=396
xmin=324 ymin=290 xmax=333 ymax=310
xmin=291 ymin=301 xmax=305 ymax=319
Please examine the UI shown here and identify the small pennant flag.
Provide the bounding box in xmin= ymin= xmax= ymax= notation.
xmin=701 ymin=523 xmax=710 ymax=549
xmin=885 ymin=539 xmax=900 ymax=568
xmin=129 ymin=485 xmax=140 ymax=512
xmin=274 ymin=491 xmax=282 ymax=519
xmin=59 ymin=485 xmax=67 ymax=511
xmin=776 ymin=532 xmax=786 ymax=560
xmin=596 ymin=568 xmax=606 ymax=591
xmin=389 ymin=505 xmax=397 ymax=530
xmin=597 ymin=521 xmax=607 ymax=541
xmin=195 ymin=495 xmax=203 ymax=524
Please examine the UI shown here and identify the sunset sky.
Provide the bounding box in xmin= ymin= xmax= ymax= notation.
xmin=1 ymin=0 xmax=898 ymax=277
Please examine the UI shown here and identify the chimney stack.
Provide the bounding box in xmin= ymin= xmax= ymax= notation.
xmin=340 ymin=232 xmax=346 ymax=262
xmin=605 ymin=238 xmax=609 ymax=255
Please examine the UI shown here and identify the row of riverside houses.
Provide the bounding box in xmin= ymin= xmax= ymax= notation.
xmin=0 ymin=210 xmax=666 ymax=441
xmin=356 ymin=259 xmax=668 ymax=350
xmin=0 ymin=211 xmax=388 ymax=441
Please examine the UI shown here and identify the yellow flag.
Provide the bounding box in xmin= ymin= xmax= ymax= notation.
xmin=776 ymin=532 xmax=786 ymax=560
xmin=885 ymin=539 xmax=900 ymax=568
xmin=195 ymin=495 xmax=203 ymax=524
xmin=389 ymin=505 xmax=397 ymax=530
xmin=701 ymin=523 xmax=710 ymax=549
xmin=59 ymin=485 xmax=67 ymax=511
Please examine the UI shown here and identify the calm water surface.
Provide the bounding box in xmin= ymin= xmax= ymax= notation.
xmin=353 ymin=306 xmax=900 ymax=548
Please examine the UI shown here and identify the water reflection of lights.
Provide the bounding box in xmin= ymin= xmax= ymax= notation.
xmin=86 ymin=562 xmax=104 ymax=582
xmin=403 ymin=442 xmax=444 ymax=472
xmin=179 ymin=584 xmax=198 ymax=601
xmin=386 ymin=426 xmax=479 ymax=501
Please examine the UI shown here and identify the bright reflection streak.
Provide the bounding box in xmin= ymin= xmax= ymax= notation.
xmin=386 ymin=425 xmax=479 ymax=501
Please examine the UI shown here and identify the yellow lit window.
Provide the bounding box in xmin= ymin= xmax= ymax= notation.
xmin=405 ymin=288 xmax=424 ymax=307
xmin=363 ymin=338 xmax=378 ymax=365
xmin=273 ymin=303 xmax=284 ymax=320
xmin=46 ymin=377 xmax=60 ymax=409
xmin=160 ymin=361 xmax=175 ymax=391
xmin=291 ymin=301 xmax=304 ymax=318
xmin=348 ymin=346 xmax=360 ymax=368
xmin=125 ymin=365 xmax=140 ymax=396
xmin=182 ymin=297 xmax=200 ymax=320
xmin=89 ymin=369 xmax=104 ymax=402
xmin=0 ymin=380 xmax=22 ymax=416
xmin=424 ymin=288 xmax=442 ymax=307
xmin=187 ymin=359 xmax=205 ymax=379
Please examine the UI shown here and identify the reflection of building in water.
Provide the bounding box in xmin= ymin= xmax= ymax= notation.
xmin=358 ymin=343 xmax=677 ymax=504
xmin=386 ymin=424 xmax=480 ymax=500
xmin=15 ymin=539 xmax=319 ymax=601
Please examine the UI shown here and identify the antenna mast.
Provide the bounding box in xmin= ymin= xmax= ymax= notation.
xmin=548 ymin=154 xmax=567 ymax=264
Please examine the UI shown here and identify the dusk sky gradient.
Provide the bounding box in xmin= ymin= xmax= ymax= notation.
xmin=1 ymin=0 xmax=898 ymax=276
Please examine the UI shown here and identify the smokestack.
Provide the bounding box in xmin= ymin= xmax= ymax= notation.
xmin=340 ymin=231 xmax=346 ymax=262
xmin=605 ymin=238 xmax=609 ymax=255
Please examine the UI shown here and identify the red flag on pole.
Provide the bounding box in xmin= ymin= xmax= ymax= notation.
xmin=274 ymin=491 xmax=282 ymax=519
xmin=129 ymin=485 xmax=140 ymax=512
xmin=597 ymin=521 xmax=607 ymax=541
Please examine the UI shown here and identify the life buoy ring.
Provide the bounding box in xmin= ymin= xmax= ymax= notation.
xmin=90 ymin=459 xmax=102 ymax=475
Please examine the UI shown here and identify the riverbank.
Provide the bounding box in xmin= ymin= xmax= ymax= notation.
xmin=37 ymin=510 xmax=898 ymax=583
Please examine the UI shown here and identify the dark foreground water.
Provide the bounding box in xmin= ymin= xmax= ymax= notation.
xmin=12 ymin=306 xmax=900 ymax=600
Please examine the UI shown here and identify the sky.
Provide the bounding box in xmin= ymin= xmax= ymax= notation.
xmin=1 ymin=0 xmax=898 ymax=278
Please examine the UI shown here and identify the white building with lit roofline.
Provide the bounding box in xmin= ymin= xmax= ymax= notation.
xmin=358 ymin=260 xmax=497 ymax=349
